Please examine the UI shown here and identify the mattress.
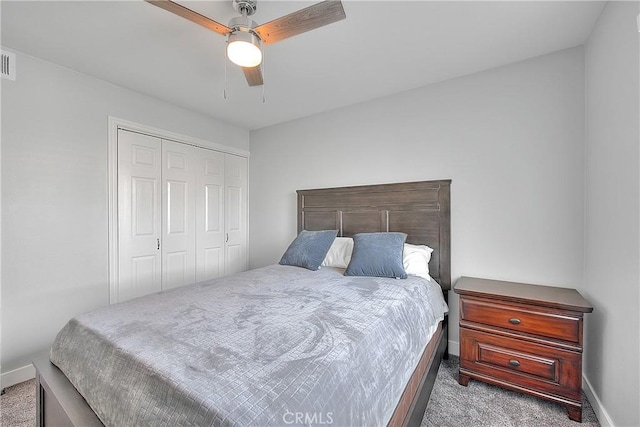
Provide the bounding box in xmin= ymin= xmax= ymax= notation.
xmin=50 ymin=264 xmax=447 ymax=426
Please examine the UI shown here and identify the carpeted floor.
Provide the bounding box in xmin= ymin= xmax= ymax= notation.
xmin=422 ymin=356 xmax=599 ymax=427
xmin=0 ymin=378 xmax=35 ymax=427
xmin=0 ymin=356 xmax=599 ymax=426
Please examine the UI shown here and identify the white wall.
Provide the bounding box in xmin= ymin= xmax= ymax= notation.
xmin=1 ymin=50 xmax=250 ymax=376
xmin=250 ymin=47 xmax=586 ymax=355
xmin=584 ymin=2 xmax=640 ymax=426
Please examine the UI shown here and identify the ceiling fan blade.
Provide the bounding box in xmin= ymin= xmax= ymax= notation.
xmin=242 ymin=66 xmax=264 ymax=87
xmin=146 ymin=0 xmax=232 ymax=36
xmin=254 ymin=0 xmax=345 ymax=45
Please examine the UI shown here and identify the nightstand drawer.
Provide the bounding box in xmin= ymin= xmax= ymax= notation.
xmin=460 ymin=298 xmax=581 ymax=344
xmin=477 ymin=343 xmax=556 ymax=381
xmin=460 ymin=328 xmax=582 ymax=401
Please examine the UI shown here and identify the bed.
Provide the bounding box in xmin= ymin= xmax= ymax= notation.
xmin=34 ymin=179 xmax=451 ymax=426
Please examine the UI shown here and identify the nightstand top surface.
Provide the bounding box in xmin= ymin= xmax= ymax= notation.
xmin=454 ymin=276 xmax=593 ymax=313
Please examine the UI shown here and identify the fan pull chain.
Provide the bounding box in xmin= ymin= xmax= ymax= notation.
xmin=223 ymin=42 xmax=228 ymax=100
xmin=261 ymin=50 xmax=266 ymax=104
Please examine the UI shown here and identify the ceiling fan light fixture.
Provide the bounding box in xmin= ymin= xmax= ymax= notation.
xmin=227 ymin=31 xmax=262 ymax=67
xmin=146 ymin=0 xmax=346 ymax=87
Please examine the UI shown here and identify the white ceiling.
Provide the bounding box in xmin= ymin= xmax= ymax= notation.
xmin=2 ymin=1 xmax=605 ymax=130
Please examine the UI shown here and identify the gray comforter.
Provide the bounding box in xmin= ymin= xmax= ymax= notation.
xmin=50 ymin=265 xmax=447 ymax=427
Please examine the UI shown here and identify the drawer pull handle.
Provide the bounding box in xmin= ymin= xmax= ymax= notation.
xmin=509 ymin=359 xmax=520 ymax=367
xmin=509 ymin=318 xmax=521 ymax=325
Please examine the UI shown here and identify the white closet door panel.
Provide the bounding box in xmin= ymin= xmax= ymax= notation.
xmin=167 ymin=180 xmax=188 ymax=234
xmin=162 ymin=140 xmax=196 ymax=290
xmin=225 ymin=154 xmax=248 ymax=275
xmin=118 ymin=130 xmax=162 ymax=302
xmin=130 ymin=255 xmax=159 ymax=297
xmin=132 ymin=177 xmax=157 ymax=236
xmin=204 ymin=247 xmax=223 ymax=279
xmin=225 ymin=244 xmax=244 ymax=276
xmin=205 ymin=184 xmax=223 ymax=232
xmin=165 ymin=251 xmax=188 ymax=290
xmin=196 ymin=149 xmax=226 ymax=282
xmin=226 ymin=186 xmax=241 ymax=232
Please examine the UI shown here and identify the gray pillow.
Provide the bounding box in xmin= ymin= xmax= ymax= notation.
xmin=344 ymin=232 xmax=408 ymax=279
xmin=279 ymin=230 xmax=338 ymax=271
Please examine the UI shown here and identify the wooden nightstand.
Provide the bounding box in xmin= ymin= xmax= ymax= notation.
xmin=454 ymin=276 xmax=593 ymax=422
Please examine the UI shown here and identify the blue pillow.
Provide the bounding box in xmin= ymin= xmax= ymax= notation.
xmin=344 ymin=232 xmax=408 ymax=279
xmin=279 ymin=230 xmax=338 ymax=271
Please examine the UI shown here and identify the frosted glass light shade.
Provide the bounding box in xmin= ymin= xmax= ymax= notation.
xmin=227 ymin=31 xmax=262 ymax=67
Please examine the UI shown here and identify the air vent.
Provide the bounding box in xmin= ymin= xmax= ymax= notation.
xmin=1 ymin=50 xmax=16 ymax=81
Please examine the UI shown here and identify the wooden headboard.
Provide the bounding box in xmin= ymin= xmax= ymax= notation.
xmin=297 ymin=180 xmax=451 ymax=290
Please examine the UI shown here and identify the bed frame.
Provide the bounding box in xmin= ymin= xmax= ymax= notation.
xmin=34 ymin=179 xmax=451 ymax=427
xmin=297 ymin=180 xmax=451 ymax=426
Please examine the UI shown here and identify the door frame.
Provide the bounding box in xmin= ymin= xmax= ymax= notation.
xmin=107 ymin=117 xmax=249 ymax=304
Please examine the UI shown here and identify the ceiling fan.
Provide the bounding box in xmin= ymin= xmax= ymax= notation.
xmin=145 ymin=0 xmax=346 ymax=87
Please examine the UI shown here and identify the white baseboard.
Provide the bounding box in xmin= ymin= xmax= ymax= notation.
xmin=1 ymin=364 xmax=36 ymax=389
xmin=582 ymin=374 xmax=615 ymax=427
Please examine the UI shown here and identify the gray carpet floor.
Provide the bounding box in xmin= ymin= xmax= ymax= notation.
xmin=423 ymin=356 xmax=599 ymax=427
xmin=0 ymin=378 xmax=34 ymax=427
xmin=0 ymin=356 xmax=599 ymax=426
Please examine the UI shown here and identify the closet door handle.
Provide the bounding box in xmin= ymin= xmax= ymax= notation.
xmin=226 ymin=233 xmax=229 ymax=243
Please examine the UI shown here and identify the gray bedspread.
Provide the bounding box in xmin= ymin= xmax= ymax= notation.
xmin=50 ymin=265 xmax=447 ymax=427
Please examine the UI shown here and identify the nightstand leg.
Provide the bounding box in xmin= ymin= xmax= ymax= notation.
xmin=458 ymin=372 xmax=470 ymax=386
xmin=566 ymin=405 xmax=582 ymax=422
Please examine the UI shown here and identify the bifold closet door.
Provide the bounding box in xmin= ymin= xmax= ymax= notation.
xmin=224 ymin=154 xmax=248 ymax=275
xmin=117 ymin=130 xmax=162 ymax=301
xmin=194 ymin=151 xmax=247 ymax=281
xmin=117 ymin=130 xmax=247 ymax=302
xmin=162 ymin=140 xmax=197 ymax=290
xmin=195 ymin=149 xmax=225 ymax=282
